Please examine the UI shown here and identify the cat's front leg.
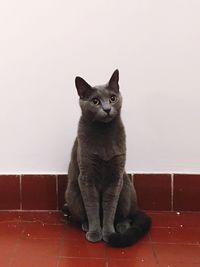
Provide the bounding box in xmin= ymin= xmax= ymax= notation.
xmin=78 ymin=174 xmax=102 ymax=242
xmin=102 ymin=178 xmax=123 ymax=242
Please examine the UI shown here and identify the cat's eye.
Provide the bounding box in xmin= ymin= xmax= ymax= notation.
xmin=110 ymin=95 xmax=117 ymax=103
xmin=92 ymin=98 xmax=100 ymax=105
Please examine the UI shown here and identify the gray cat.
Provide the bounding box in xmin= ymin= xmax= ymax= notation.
xmin=64 ymin=70 xmax=151 ymax=247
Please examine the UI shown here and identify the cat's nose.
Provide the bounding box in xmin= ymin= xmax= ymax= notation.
xmin=104 ymin=108 xmax=111 ymax=114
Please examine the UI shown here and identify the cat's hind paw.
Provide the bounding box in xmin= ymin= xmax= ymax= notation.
xmin=62 ymin=203 xmax=71 ymax=217
xmin=82 ymin=222 xmax=89 ymax=232
xmin=86 ymin=231 xmax=102 ymax=242
xmin=116 ymin=220 xmax=131 ymax=234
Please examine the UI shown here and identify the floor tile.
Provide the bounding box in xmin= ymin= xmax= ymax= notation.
xmin=159 ymin=264 xmax=200 ymax=267
xmin=10 ymin=256 xmax=58 ymax=267
xmin=60 ymin=239 xmax=106 ymax=258
xmin=14 ymin=238 xmax=61 ymax=258
xmin=0 ymin=223 xmax=23 ymax=240
xmin=58 ymin=258 xmax=106 ymax=267
xmin=0 ymin=211 xmax=65 ymax=225
xmin=153 ymin=243 xmax=200 ymax=263
xmin=0 ymin=211 xmax=200 ymax=267
xmin=62 ymin=223 xmax=86 ymax=240
xmin=108 ymin=258 xmax=157 ymax=267
xmin=0 ymin=258 xmax=11 ymax=267
xmin=149 ymin=212 xmax=183 ymax=228
xmin=20 ymin=211 xmax=64 ymax=224
xmin=149 ymin=212 xmax=200 ymax=228
xmin=0 ymin=239 xmax=18 ymax=267
xmin=0 ymin=211 xmax=22 ymax=222
xmin=178 ymin=213 xmax=200 ymax=228
xmin=107 ymin=242 xmax=156 ymax=264
xmin=150 ymin=226 xmax=200 ymax=244
xmin=22 ymin=222 xmax=64 ymax=239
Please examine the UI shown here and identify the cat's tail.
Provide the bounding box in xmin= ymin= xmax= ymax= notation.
xmin=108 ymin=210 xmax=151 ymax=247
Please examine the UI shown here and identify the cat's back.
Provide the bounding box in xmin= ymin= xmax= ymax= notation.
xmin=68 ymin=138 xmax=80 ymax=180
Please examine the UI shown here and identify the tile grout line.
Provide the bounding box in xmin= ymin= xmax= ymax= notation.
xmin=171 ymin=173 xmax=174 ymax=212
xmin=151 ymin=241 xmax=200 ymax=246
xmin=19 ymin=174 xmax=22 ymax=210
xmin=148 ymin=233 xmax=159 ymax=265
xmin=58 ymin=256 xmax=108 ymax=260
xmin=56 ymin=175 xmax=59 ymax=211
xmin=104 ymin=241 xmax=109 ymax=267
xmin=56 ymin=223 xmax=68 ymax=267
xmin=56 ymin=238 xmax=64 ymax=267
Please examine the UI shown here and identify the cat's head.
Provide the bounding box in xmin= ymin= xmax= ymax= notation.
xmin=75 ymin=69 xmax=122 ymax=123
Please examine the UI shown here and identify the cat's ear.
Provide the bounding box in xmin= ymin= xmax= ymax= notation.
xmin=75 ymin=76 xmax=93 ymax=99
xmin=108 ymin=69 xmax=119 ymax=92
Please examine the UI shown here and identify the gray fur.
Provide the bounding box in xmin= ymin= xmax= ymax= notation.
xmin=65 ymin=69 xmax=138 ymax=243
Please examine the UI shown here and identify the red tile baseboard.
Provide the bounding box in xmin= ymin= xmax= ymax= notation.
xmin=0 ymin=174 xmax=199 ymax=211
xmin=174 ymin=174 xmax=200 ymax=211
xmin=0 ymin=175 xmax=20 ymax=209
xmin=133 ymin=174 xmax=172 ymax=211
xmin=22 ymin=175 xmax=57 ymax=210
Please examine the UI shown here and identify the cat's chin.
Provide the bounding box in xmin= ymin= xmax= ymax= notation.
xmin=97 ymin=115 xmax=115 ymax=123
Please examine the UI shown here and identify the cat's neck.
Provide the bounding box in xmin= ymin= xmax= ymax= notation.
xmin=79 ymin=114 xmax=122 ymax=130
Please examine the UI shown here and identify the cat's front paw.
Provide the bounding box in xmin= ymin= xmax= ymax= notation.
xmin=86 ymin=231 xmax=102 ymax=242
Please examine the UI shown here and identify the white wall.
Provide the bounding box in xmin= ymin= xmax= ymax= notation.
xmin=0 ymin=0 xmax=200 ymax=174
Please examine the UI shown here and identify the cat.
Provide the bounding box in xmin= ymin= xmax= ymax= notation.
xmin=63 ymin=69 xmax=151 ymax=247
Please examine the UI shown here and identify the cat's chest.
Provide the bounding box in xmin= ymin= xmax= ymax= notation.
xmin=80 ymin=129 xmax=125 ymax=161
xmin=92 ymin=138 xmax=122 ymax=160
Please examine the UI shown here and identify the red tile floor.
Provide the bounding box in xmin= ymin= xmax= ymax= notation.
xmin=0 ymin=211 xmax=200 ymax=267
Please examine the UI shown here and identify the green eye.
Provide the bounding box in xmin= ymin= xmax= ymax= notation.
xmin=92 ymin=98 xmax=100 ymax=105
xmin=110 ymin=95 xmax=117 ymax=103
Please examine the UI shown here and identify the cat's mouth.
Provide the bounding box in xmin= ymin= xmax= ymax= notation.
xmin=102 ymin=114 xmax=114 ymax=122
xmin=94 ymin=112 xmax=115 ymax=123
